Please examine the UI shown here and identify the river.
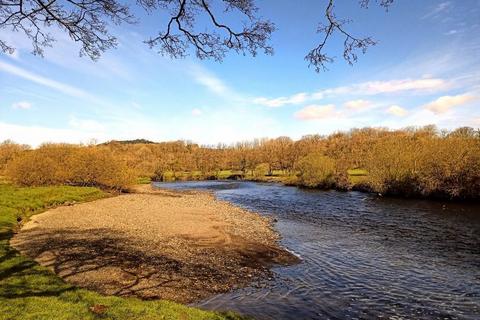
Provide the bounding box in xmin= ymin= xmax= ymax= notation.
xmin=154 ymin=181 xmax=480 ymax=320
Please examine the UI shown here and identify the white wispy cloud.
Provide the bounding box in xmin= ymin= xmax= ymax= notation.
xmin=0 ymin=60 xmax=99 ymax=101
xmin=318 ymin=78 xmax=449 ymax=96
xmin=1 ymin=27 xmax=132 ymax=79
xmin=344 ymin=99 xmax=372 ymax=111
xmin=194 ymin=71 xmax=229 ymax=95
xmin=422 ymin=1 xmax=452 ymax=20
xmin=254 ymin=92 xmax=308 ymax=108
xmin=444 ymin=29 xmax=458 ymax=36
xmin=294 ymin=104 xmax=337 ymax=121
xmin=191 ymin=108 xmax=203 ymax=116
xmin=386 ymin=105 xmax=408 ymax=117
xmin=12 ymin=101 xmax=32 ymax=110
xmin=253 ymin=77 xmax=449 ymax=109
xmin=187 ymin=64 xmax=243 ymax=101
xmin=423 ymin=93 xmax=477 ymax=114
xmin=69 ymin=116 xmax=106 ymax=132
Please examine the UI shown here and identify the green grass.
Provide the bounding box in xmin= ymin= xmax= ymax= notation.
xmin=215 ymin=170 xmax=240 ymax=179
xmin=0 ymin=183 xmax=248 ymax=320
xmin=347 ymin=169 xmax=368 ymax=176
xmin=347 ymin=169 xmax=368 ymax=184
xmin=154 ymin=168 xmax=369 ymax=189
xmin=136 ymin=177 xmax=152 ymax=184
xmin=244 ymin=168 xmax=369 ymax=186
xmin=157 ymin=170 xmax=244 ymax=181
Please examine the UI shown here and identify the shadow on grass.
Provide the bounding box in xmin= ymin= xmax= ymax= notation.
xmin=0 ymin=245 xmax=75 ymax=299
xmin=0 ymin=229 xmax=12 ymax=243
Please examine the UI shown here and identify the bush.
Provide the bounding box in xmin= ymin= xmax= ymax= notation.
xmin=0 ymin=140 xmax=30 ymax=173
xmin=417 ymin=138 xmax=480 ymax=199
xmin=5 ymin=145 xmax=134 ymax=190
xmin=296 ymin=153 xmax=336 ymax=188
xmin=253 ymin=163 xmax=270 ymax=178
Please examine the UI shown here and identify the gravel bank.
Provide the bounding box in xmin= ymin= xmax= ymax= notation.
xmin=11 ymin=185 xmax=298 ymax=303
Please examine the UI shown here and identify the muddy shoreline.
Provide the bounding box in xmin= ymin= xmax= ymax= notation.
xmin=11 ymin=184 xmax=298 ymax=303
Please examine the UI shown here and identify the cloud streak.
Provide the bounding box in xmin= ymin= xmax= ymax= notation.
xmin=191 ymin=108 xmax=203 ymax=116
xmin=386 ymin=105 xmax=408 ymax=117
xmin=254 ymin=77 xmax=449 ymax=108
xmin=422 ymin=1 xmax=452 ymax=20
xmin=69 ymin=116 xmax=106 ymax=132
xmin=294 ymin=104 xmax=337 ymax=121
xmin=317 ymin=78 xmax=449 ymax=97
xmin=423 ymin=93 xmax=477 ymax=114
xmin=0 ymin=60 xmax=99 ymax=102
xmin=187 ymin=63 xmax=246 ymax=102
xmin=254 ymin=93 xmax=308 ymax=107
xmin=344 ymin=99 xmax=372 ymax=111
xmin=12 ymin=101 xmax=32 ymax=109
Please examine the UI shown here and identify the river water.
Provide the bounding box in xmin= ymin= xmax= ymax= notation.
xmin=154 ymin=181 xmax=480 ymax=320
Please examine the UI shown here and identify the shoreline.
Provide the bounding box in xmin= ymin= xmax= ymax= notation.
xmin=154 ymin=176 xmax=480 ymax=203
xmin=11 ymin=184 xmax=299 ymax=304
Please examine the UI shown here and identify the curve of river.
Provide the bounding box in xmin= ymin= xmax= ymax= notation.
xmin=154 ymin=181 xmax=480 ymax=320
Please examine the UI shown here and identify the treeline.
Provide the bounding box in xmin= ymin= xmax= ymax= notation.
xmin=0 ymin=143 xmax=134 ymax=190
xmin=1 ymin=125 xmax=479 ymax=199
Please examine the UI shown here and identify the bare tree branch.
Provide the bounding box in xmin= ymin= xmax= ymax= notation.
xmin=0 ymin=0 xmax=134 ymax=59
xmin=144 ymin=0 xmax=275 ymax=61
xmin=359 ymin=0 xmax=394 ymax=10
xmin=0 ymin=0 xmax=394 ymax=72
xmin=306 ymin=0 xmax=393 ymax=72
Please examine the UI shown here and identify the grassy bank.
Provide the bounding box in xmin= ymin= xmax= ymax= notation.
xmin=0 ymin=182 xmax=247 ymax=320
xmin=153 ymin=168 xmax=478 ymax=201
xmin=151 ymin=169 xmax=368 ymax=186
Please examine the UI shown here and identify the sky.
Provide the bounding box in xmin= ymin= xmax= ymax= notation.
xmin=1 ymin=0 xmax=479 ymax=147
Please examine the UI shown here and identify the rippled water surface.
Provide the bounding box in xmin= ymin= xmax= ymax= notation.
xmin=154 ymin=181 xmax=480 ymax=320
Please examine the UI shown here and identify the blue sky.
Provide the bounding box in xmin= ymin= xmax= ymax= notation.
xmin=1 ymin=0 xmax=479 ymax=146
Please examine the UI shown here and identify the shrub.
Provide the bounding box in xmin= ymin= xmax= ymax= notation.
xmin=417 ymin=138 xmax=480 ymax=199
xmin=68 ymin=147 xmax=135 ymax=190
xmin=0 ymin=140 xmax=30 ymax=173
xmin=253 ymin=163 xmax=270 ymax=178
xmin=5 ymin=145 xmax=134 ymax=190
xmin=5 ymin=151 xmax=59 ymax=186
xmin=296 ymin=153 xmax=336 ymax=188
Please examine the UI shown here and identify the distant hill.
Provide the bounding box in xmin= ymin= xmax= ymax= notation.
xmin=103 ymin=139 xmax=156 ymax=145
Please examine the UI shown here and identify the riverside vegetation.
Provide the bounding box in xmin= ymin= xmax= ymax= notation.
xmin=1 ymin=125 xmax=479 ymax=200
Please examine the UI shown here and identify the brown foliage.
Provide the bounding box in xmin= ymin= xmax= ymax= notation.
xmin=363 ymin=128 xmax=480 ymax=199
xmin=0 ymin=140 xmax=30 ymax=173
xmin=5 ymin=144 xmax=134 ymax=190
xmin=296 ymin=153 xmax=336 ymax=188
xmin=2 ymin=125 xmax=479 ymax=199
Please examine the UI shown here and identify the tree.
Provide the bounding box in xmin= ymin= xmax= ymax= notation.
xmin=1 ymin=0 xmax=393 ymax=71
xmin=0 ymin=140 xmax=30 ymax=172
xmin=296 ymin=153 xmax=336 ymax=188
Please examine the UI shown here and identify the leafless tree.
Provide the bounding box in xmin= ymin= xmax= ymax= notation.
xmin=0 ymin=0 xmax=394 ymax=70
